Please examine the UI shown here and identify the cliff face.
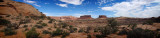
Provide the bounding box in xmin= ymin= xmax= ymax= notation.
xmin=0 ymin=0 xmax=44 ymax=16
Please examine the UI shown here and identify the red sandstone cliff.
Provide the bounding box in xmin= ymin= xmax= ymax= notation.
xmin=0 ymin=0 xmax=44 ymax=16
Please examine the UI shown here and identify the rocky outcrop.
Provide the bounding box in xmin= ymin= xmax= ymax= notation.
xmin=79 ymin=15 xmax=92 ymax=19
xmin=98 ymin=15 xmax=107 ymax=19
xmin=0 ymin=0 xmax=44 ymax=16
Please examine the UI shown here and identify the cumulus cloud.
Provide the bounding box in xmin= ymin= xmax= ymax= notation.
xmin=59 ymin=0 xmax=84 ymax=5
xmin=101 ymin=0 xmax=160 ymax=18
xmin=23 ymin=0 xmax=41 ymax=7
xmin=56 ymin=4 xmax=68 ymax=7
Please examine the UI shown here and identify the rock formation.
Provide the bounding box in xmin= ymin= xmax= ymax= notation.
xmin=0 ymin=0 xmax=44 ymax=16
xmin=98 ymin=15 xmax=107 ymax=19
xmin=79 ymin=15 xmax=92 ymax=19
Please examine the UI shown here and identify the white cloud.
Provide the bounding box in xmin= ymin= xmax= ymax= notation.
xmin=101 ymin=0 xmax=160 ymax=18
xmin=56 ymin=4 xmax=68 ymax=7
xmin=59 ymin=0 xmax=84 ymax=5
xmin=23 ymin=0 xmax=41 ymax=7
xmin=23 ymin=0 xmax=36 ymax=4
xmin=98 ymin=0 xmax=114 ymax=6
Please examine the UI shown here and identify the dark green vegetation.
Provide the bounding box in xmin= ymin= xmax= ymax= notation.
xmin=42 ymin=30 xmax=51 ymax=34
xmin=51 ymin=28 xmax=70 ymax=38
xmin=26 ymin=28 xmax=40 ymax=38
xmin=0 ymin=19 xmax=11 ymax=25
xmin=1 ymin=28 xmax=17 ymax=36
xmin=127 ymin=28 xmax=155 ymax=38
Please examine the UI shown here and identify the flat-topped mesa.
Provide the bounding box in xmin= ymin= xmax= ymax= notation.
xmin=98 ymin=15 xmax=107 ymax=19
xmin=79 ymin=15 xmax=92 ymax=19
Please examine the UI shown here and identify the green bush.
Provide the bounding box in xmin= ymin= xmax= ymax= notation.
xmin=0 ymin=19 xmax=10 ymax=25
xmin=61 ymin=31 xmax=70 ymax=38
xmin=118 ymin=29 xmax=127 ymax=35
xmin=107 ymin=18 xmax=119 ymax=28
xmin=51 ymin=28 xmax=70 ymax=37
xmin=100 ymin=26 xmax=118 ymax=37
xmin=37 ymin=21 xmax=42 ymax=24
xmin=48 ymin=28 xmax=51 ymax=30
xmin=26 ymin=28 xmax=40 ymax=38
xmin=2 ymin=28 xmax=17 ymax=36
xmin=51 ymin=28 xmax=63 ymax=37
xmin=42 ymin=30 xmax=51 ymax=34
xmin=128 ymin=23 xmax=137 ymax=29
xmin=48 ymin=19 xmax=56 ymax=23
xmin=41 ymin=23 xmax=47 ymax=26
xmin=25 ymin=28 xmax=28 ymax=31
xmin=127 ymin=28 xmax=155 ymax=38
xmin=25 ymin=16 xmax=29 ymax=18
xmin=35 ymin=25 xmax=43 ymax=28
xmin=95 ymin=34 xmax=104 ymax=38
xmin=143 ymin=20 xmax=153 ymax=25
xmin=6 ymin=15 xmax=11 ymax=17
xmin=23 ymin=25 xmax=28 ymax=28
xmin=87 ymin=35 xmax=91 ymax=38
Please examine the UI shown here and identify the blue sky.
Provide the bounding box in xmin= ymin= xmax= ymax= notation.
xmin=13 ymin=0 xmax=160 ymax=18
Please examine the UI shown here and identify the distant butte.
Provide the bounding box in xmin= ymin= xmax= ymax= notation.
xmin=98 ymin=15 xmax=107 ymax=19
xmin=78 ymin=15 xmax=93 ymax=19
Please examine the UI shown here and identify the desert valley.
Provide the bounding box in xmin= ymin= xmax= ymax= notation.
xmin=0 ymin=0 xmax=160 ymax=38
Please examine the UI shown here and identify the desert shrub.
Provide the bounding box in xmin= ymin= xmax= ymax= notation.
xmin=128 ymin=23 xmax=137 ymax=29
xmin=118 ymin=29 xmax=127 ymax=35
xmin=0 ymin=19 xmax=10 ymax=25
xmin=51 ymin=28 xmax=63 ymax=37
xmin=95 ymin=34 xmax=104 ymax=38
xmin=35 ymin=25 xmax=43 ymax=28
xmin=100 ymin=26 xmax=118 ymax=37
xmin=25 ymin=28 xmax=28 ymax=31
xmin=59 ymin=23 xmax=68 ymax=28
xmin=0 ymin=16 xmax=2 ymax=18
xmin=25 ymin=16 xmax=29 ymax=18
xmin=30 ymin=15 xmax=46 ymax=20
xmin=37 ymin=20 xmax=42 ymax=24
xmin=48 ymin=28 xmax=51 ymax=30
xmin=2 ymin=28 xmax=16 ymax=36
xmin=41 ymin=23 xmax=47 ymax=26
xmin=51 ymin=28 xmax=70 ymax=37
xmin=69 ymin=25 xmax=73 ymax=28
xmin=26 ymin=28 xmax=40 ymax=38
xmin=143 ymin=20 xmax=153 ymax=25
xmin=6 ymin=15 xmax=11 ymax=17
xmin=61 ymin=31 xmax=70 ymax=38
xmin=48 ymin=19 xmax=56 ymax=23
xmin=78 ymin=28 xmax=84 ymax=32
xmin=19 ymin=19 xmax=31 ymax=24
xmin=85 ymin=26 xmax=91 ymax=33
xmin=127 ymin=28 xmax=155 ymax=38
xmin=107 ymin=18 xmax=119 ymax=28
xmin=156 ymin=33 xmax=160 ymax=38
xmin=23 ymin=25 xmax=28 ymax=28
xmin=87 ymin=35 xmax=91 ymax=38
xmin=42 ymin=30 xmax=51 ymax=34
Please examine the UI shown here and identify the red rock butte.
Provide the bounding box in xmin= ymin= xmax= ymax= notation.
xmin=79 ymin=15 xmax=92 ymax=19
xmin=98 ymin=15 xmax=107 ymax=19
